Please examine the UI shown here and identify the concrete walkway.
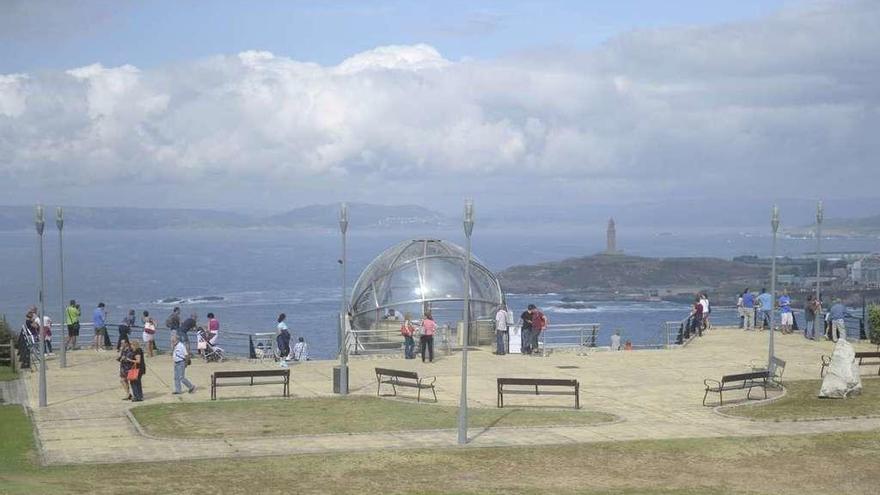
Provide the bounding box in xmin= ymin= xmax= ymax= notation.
xmin=21 ymin=327 xmax=880 ymax=466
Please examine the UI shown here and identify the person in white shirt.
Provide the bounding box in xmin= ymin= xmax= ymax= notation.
xmin=610 ymin=331 xmax=621 ymax=351
xmin=494 ymin=306 xmax=509 ymax=355
xmin=41 ymin=314 xmax=54 ymax=355
xmin=700 ymin=294 xmax=710 ymax=331
xmin=171 ymin=335 xmax=195 ymax=394
xmin=292 ymin=337 xmax=309 ymax=361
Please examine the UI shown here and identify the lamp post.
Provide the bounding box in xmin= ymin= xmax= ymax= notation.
xmin=769 ymin=205 xmax=779 ymax=370
xmin=35 ymin=205 xmax=47 ymax=407
xmin=338 ymin=202 xmax=349 ymax=395
xmin=815 ymin=201 xmax=823 ymax=304
xmin=57 ymin=207 xmax=66 ymax=368
xmin=458 ymin=199 xmax=474 ymax=445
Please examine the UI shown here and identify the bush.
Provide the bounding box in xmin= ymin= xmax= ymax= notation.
xmin=868 ymin=305 xmax=880 ymax=345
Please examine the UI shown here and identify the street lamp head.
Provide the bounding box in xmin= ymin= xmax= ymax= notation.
xmin=338 ymin=202 xmax=349 ymax=234
xmin=771 ymin=205 xmax=779 ymax=233
xmin=56 ymin=207 xmax=64 ymax=231
xmin=463 ymin=199 xmax=474 ymax=237
xmin=816 ymin=200 xmax=823 ymax=224
xmin=34 ymin=205 xmax=45 ymax=235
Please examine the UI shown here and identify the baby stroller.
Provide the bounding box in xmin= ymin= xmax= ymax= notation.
xmin=196 ymin=327 xmax=225 ymax=362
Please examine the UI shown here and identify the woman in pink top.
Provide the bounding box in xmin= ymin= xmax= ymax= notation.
xmin=206 ymin=313 xmax=219 ymax=345
xmin=419 ymin=312 xmax=436 ymax=363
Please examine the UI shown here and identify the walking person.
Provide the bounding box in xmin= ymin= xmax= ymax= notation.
xmin=520 ymin=307 xmax=534 ymax=355
xmin=494 ymin=305 xmax=509 ymax=355
xmin=401 ymin=312 xmax=416 ymax=359
xmin=171 ymin=335 xmax=195 ymax=394
xmin=117 ymin=340 xmax=133 ymax=400
xmin=64 ymin=299 xmax=81 ymax=351
xmin=276 ymin=313 xmax=292 ymax=360
xmin=529 ymin=305 xmax=547 ymax=355
xmin=93 ymin=302 xmax=107 ymax=352
xmin=419 ymin=311 xmax=436 ymax=363
xmin=127 ymin=340 xmax=146 ymax=402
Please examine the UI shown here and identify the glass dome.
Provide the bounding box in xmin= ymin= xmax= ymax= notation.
xmin=350 ymin=239 xmax=504 ymax=331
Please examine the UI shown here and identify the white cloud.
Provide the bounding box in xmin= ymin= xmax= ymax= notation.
xmin=0 ymin=0 xmax=878 ymax=203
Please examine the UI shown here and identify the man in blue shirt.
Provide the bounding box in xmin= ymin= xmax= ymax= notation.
xmin=93 ymin=302 xmax=106 ymax=352
xmin=778 ymin=290 xmax=793 ymax=334
xmin=741 ymin=288 xmax=755 ymax=330
xmin=828 ymin=299 xmax=852 ymax=342
xmin=757 ymin=288 xmax=773 ymax=330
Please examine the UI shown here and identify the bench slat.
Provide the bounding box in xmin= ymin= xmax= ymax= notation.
xmin=214 ymin=370 xmax=289 ymax=378
xmin=721 ymin=371 xmax=769 ymax=383
xmin=498 ymin=378 xmax=578 ymax=387
xmin=375 ymin=368 xmax=420 ymax=380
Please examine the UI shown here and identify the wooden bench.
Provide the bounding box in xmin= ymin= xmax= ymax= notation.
xmin=821 ymin=351 xmax=880 ymax=377
xmin=375 ymin=368 xmax=436 ymax=402
xmin=496 ymin=378 xmax=580 ymax=409
xmin=210 ymin=369 xmax=290 ymax=400
xmin=703 ymin=370 xmax=770 ymax=406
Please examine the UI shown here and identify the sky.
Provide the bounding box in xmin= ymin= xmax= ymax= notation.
xmin=0 ymin=0 xmax=877 ymax=215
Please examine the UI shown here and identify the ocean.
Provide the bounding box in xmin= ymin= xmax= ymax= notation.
xmin=1 ymin=225 xmax=876 ymax=358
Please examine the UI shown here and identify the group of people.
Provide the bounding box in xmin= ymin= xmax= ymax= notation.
xmin=275 ymin=313 xmax=310 ymax=362
xmin=492 ymin=304 xmax=547 ymax=355
xmin=688 ymin=293 xmax=712 ymax=337
xmin=393 ymin=310 xmax=436 ymax=362
xmin=736 ymin=288 xmax=853 ymax=341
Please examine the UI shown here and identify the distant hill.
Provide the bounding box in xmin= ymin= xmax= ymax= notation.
xmin=266 ymin=203 xmax=450 ymax=229
xmin=498 ymin=254 xmax=767 ymax=293
xmin=789 ymin=213 xmax=880 ymax=236
xmin=0 ymin=203 xmax=449 ymax=231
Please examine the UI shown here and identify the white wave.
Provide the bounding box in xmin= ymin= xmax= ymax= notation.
xmin=545 ymin=307 xmax=599 ymax=314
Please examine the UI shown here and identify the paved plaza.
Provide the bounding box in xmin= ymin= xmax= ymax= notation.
xmin=13 ymin=327 xmax=880 ymax=466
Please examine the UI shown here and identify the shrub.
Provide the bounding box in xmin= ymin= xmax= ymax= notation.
xmin=868 ymin=305 xmax=880 ymax=345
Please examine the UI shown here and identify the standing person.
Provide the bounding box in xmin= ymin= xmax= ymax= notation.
xmin=700 ymin=293 xmax=711 ymax=331
xmin=292 ymin=337 xmax=310 ymax=361
xmin=127 ymin=340 xmax=146 ymax=402
xmin=828 ymin=299 xmax=852 ymax=342
xmin=180 ymin=312 xmax=197 ymax=350
xmin=41 ymin=313 xmax=54 ymax=355
xmin=65 ymin=300 xmax=81 ymax=351
xmin=757 ymin=288 xmax=773 ymax=330
xmin=117 ymin=310 xmax=135 ymax=350
xmin=736 ymin=292 xmax=745 ymax=329
xmin=93 ymin=302 xmax=107 ymax=352
xmin=804 ymin=295 xmax=817 ymax=340
xmin=419 ymin=312 xmax=436 ymax=363
xmin=520 ymin=307 xmax=534 ymax=355
xmin=494 ymin=305 xmax=509 ymax=355
xmin=742 ymin=288 xmax=755 ymax=331
xmin=142 ymin=316 xmax=157 ymax=357
xmin=171 ymin=335 xmax=195 ymax=394
xmin=778 ymin=290 xmax=793 ymax=334
xmin=117 ymin=340 xmax=133 ymax=400
xmin=814 ymin=297 xmax=824 ymax=340
xmin=401 ymin=312 xmax=416 ymax=359
xmin=165 ymin=307 xmax=181 ymax=342
xmin=529 ymin=305 xmax=547 ymax=355
xmin=276 ymin=313 xmax=292 ymax=360
xmin=610 ymin=331 xmax=621 ymax=351
xmin=206 ymin=312 xmax=219 ymax=345
xmin=690 ymin=296 xmax=704 ymax=337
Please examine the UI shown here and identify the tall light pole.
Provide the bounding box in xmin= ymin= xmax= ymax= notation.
xmin=815 ymin=201 xmax=823 ymax=304
xmin=338 ymin=202 xmax=349 ymax=395
xmin=769 ymin=205 xmax=779 ymax=370
xmin=35 ymin=205 xmax=47 ymax=407
xmin=458 ymin=199 xmax=474 ymax=445
xmin=57 ymin=207 xmax=66 ymax=368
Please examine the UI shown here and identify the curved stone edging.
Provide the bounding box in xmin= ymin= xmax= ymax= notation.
xmin=713 ymin=385 xmax=880 ymax=423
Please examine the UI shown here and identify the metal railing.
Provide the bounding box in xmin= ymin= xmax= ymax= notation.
xmin=347 ymin=325 xmax=452 ymax=356
xmin=538 ymin=323 xmax=600 ymax=355
xmin=664 ymin=315 xmax=698 ymax=348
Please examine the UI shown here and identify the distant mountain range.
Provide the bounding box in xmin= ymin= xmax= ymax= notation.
xmin=789 ymin=213 xmax=880 ymax=236
xmin=0 ymin=203 xmax=451 ymax=231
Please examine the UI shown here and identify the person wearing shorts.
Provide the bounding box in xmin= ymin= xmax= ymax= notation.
xmin=65 ymin=300 xmax=81 ymax=351
xmin=93 ymin=302 xmax=107 ymax=352
xmin=779 ymin=291 xmax=793 ymax=334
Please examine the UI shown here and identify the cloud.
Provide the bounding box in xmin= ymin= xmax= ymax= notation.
xmin=0 ymin=0 xmax=878 ymax=203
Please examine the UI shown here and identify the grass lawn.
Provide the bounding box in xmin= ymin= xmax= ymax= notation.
xmin=0 ymin=366 xmax=18 ymax=381
xmin=131 ymin=396 xmax=616 ymax=438
xmin=723 ymin=378 xmax=880 ymax=421
xmin=3 ymin=404 xmax=880 ymax=494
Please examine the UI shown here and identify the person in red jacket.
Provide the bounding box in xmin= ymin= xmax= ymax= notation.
xmin=528 ymin=305 xmax=547 ymax=355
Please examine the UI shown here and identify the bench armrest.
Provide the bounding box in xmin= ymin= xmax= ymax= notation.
xmin=704 ymin=378 xmax=721 ymax=390
xmin=820 ymin=355 xmax=831 ymax=365
xmin=419 ymin=376 xmax=436 ymax=387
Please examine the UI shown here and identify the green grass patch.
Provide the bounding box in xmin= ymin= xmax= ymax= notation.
xmin=0 ymin=366 xmax=18 ymax=382
xmin=723 ymin=378 xmax=880 ymax=420
xmin=131 ymin=395 xmax=615 ymax=438
xmin=2 ymin=404 xmax=880 ymax=494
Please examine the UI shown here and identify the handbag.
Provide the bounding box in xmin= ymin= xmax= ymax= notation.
xmin=127 ymin=368 xmax=139 ymax=382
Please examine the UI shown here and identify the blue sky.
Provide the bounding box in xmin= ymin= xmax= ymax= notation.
xmin=2 ymin=0 xmax=789 ymax=72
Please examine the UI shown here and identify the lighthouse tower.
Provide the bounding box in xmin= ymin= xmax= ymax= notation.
xmin=606 ymin=218 xmax=618 ymax=254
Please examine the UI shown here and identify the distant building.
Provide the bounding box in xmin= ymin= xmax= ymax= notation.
xmin=606 ymin=218 xmax=620 ymax=254
xmin=851 ymin=255 xmax=880 ymax=285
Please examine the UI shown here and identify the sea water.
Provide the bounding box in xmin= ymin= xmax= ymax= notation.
xmin=1 ymin=226 xmax=874 ymax=358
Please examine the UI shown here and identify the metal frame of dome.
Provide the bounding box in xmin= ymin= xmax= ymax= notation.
xmin=349 ymin=239 xmax=503 ymax=330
